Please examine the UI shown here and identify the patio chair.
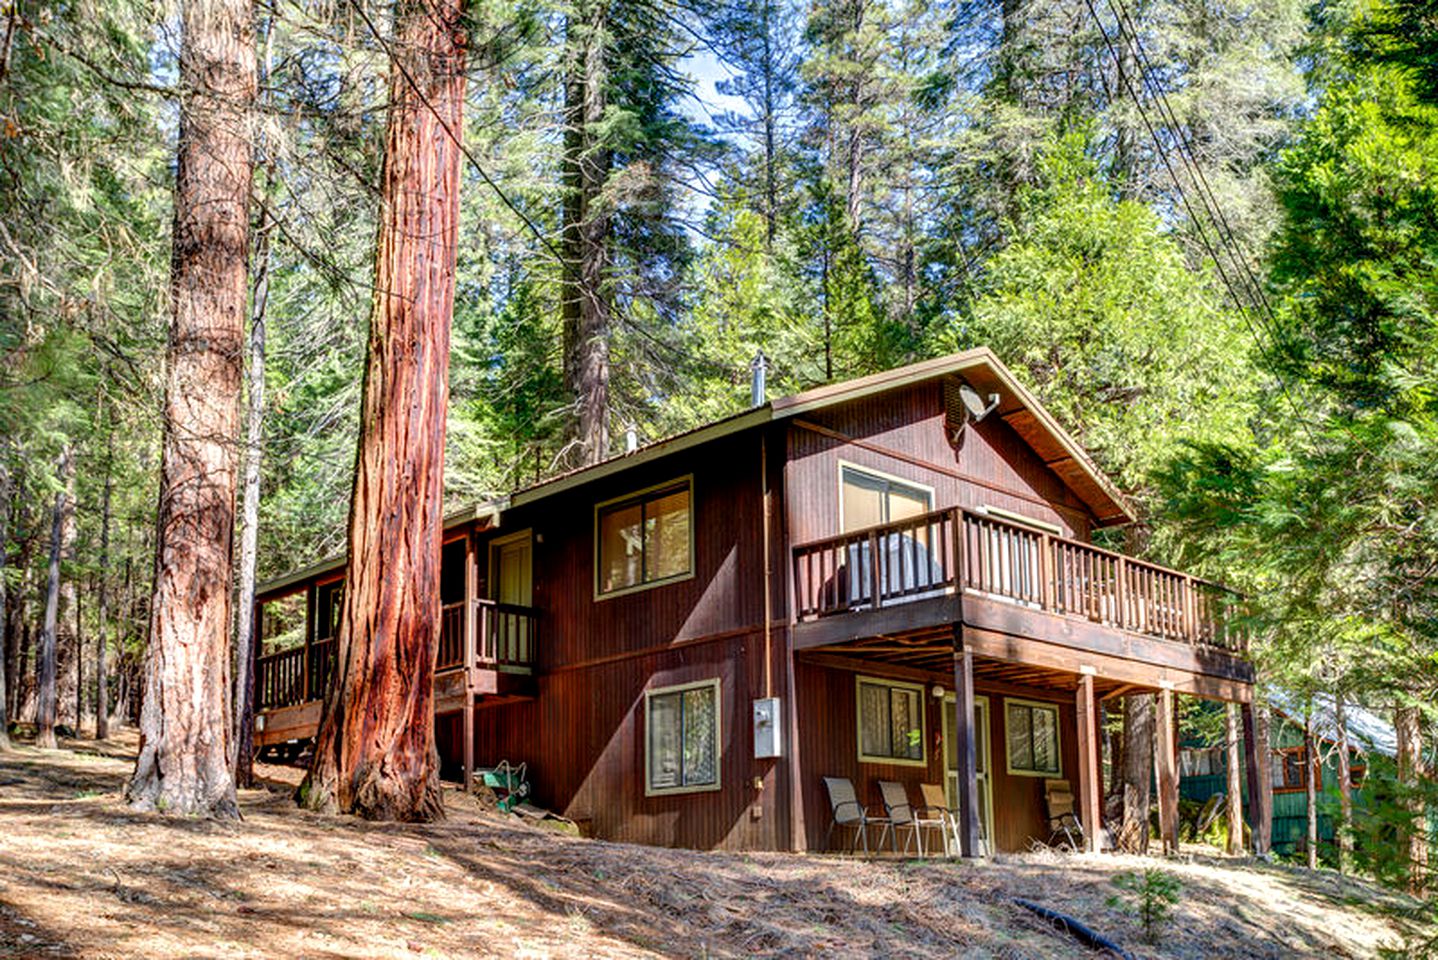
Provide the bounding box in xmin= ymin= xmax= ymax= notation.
xmin=823 ymin=776 xmax=888 ymax=855
xmin=877 ymin=781 xmax=923 ymax=855
xmin=1044 ymin=778 xmax=1084 ymax=850
xmin=916 ymin=782 xmax=959 ymax=856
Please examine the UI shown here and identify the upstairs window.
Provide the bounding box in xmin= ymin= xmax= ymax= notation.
xmin=596 ymin=478 xmax=693 ymax=597
xmin=840 ymin=464 xmax=932 ymax=533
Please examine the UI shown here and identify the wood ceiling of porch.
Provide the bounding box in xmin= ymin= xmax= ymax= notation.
xmin=801 ymin=631 xmax=1137 ymax=699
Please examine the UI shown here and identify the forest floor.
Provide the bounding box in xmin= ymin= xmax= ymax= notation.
xmin=0 ymin=729 xmax=1429 ymax=959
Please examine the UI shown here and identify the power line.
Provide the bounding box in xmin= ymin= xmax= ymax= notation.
xmin=1079 ymin=0 xmax=1318 ymax=441
xmin=348 ymin=0 xmax=563 ymax=265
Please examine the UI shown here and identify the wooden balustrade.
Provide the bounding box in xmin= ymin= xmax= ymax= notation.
xmin=255 ymin=599 xmax=541 ymax=713
xmin=256 ymin=646 xmax=305 ymax=710
xmin=792 ymin=506 xmax=1247 ymax=656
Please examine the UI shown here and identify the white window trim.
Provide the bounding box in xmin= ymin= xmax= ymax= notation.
xmin=977 ymin=504 xmax=1063 ymax=536
xmin=837 ymin=460 xmax=936 ymax=534
xmin=1004 ymin=696 xmax=1063 ymax=778
xmin=594 ymin=475 xmax=696 ymax=601
xmin=644 ymin=677 xmax=722 ymax=797
xmin=855 ymin=675 xmax=929 ymax=767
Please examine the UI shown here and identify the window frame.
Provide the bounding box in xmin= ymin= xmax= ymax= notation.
xmin=644 ymin=677 xmax=723 ymax=797
xmin=593 ymin=476 xmax=696 ymax=600
xmin=837 ymin=460 xmax=935 ymax=534
xmin=1272 ymin=745 xmax=1316 ymax=793
xmin=1003 ymin=697 xmax=1064 ymax=778
xmin=855 ymin=675 xmax=929 ymax=767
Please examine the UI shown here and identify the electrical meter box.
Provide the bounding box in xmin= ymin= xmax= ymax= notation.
xmin=753 ymin=697 xmax=782 ymax=759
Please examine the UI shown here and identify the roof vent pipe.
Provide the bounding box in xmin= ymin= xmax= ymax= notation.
xmin=625 ymin=425 xmax=638 ymax=453
xmin=750 ymin=350 xmax=769 ymax=407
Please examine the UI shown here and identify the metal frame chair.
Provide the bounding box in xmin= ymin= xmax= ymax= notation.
xmin=1044 ymin=778 xmax=1084 ymax=850
xmin=877 ymin=781 xmax=924 ymax=855
xmin=823 ymin=776 xmax=889 ymax=855
xmin=916 ymin=782 xmax=959 ymax=856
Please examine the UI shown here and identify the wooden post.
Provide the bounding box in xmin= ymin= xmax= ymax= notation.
xmin=1040 ymin=532 xmax=1054 ymax=611
xmin=301 ymin=583 xmax=314 ymax=701
xmin=1075 ymin=672 xmax=1101 ymax=852
xmin=952 ymin=625 xmax=981 ymax=857
xmin=463 ymin=533 xmax=478 ymax=793
xmin=1156 ymin=686 xmax=1179 ymax=854
xmin=1241 ymin=701 xmax=1263 ymax=852
xmin=950 ymin=508 xmax=965 ymax=591
xmin=869 ymin=530 xmax=882 ymax=609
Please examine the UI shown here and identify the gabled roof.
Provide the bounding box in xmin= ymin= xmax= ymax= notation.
xmin=510 ymin=347 xmax=1135 ymax=525
xmin=258 ymin=348 xmax=1134 ymax=595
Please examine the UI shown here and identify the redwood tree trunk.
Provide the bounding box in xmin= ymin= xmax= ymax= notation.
xmin=0 ymin=462 xmax=11 ymax=751
xmin=1304 ymin=713 xmax=1318 ymax=869
xmin=1398 ymin=704 xmax=1428 ymax=893
xmin=298 ymin=0 xmax=468 ymax=822
xmin=560 ymin=0 xmax=611 ymax=467
xmin=1225 ymin=702 xmax=1243 ymax=854
xmin=1117 ymin=692 xmax=1153 ymax=853
xmin=125 ymin=0 xmax=255 ymax=819
xmin=36 ymin=451 xmax=69 ymax=750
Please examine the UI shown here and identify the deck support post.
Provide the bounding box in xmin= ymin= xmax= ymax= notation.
xmin=1075 ymin=671 xmax=1101 ymax=853
xmin=1241 ymin=701 xmax=1266 ymax=854
xmin=462 ymin=532 xmax=478 ymax=794
xmin=1156 ymin=685 xmax=1180 ymax=854
xmin=952 ymin=625 xmax=981 ymax=857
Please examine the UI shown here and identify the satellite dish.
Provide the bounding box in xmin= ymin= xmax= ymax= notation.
xmin=958 ymin=383 xmax=1001 ymax=423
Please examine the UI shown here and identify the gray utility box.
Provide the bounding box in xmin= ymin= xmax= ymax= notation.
xmin=753 ymin=697 xmax=782 ymax=759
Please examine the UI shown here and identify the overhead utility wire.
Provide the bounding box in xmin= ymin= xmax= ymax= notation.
xmin=1079 ymin=0 xmax=1317 ymax=440
xmin=348 ymin=0 xmax=564 ymax=264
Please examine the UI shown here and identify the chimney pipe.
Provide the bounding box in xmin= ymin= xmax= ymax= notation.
xmin=750 ymin=350 xmax=769 ymax=407
xmin=625 ymin=425 xmax=638 ymax=453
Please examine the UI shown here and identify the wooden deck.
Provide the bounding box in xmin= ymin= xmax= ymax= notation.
xmin=790 ymin=506 xmax=1251 ymax=698
xmin=253 ymin=599 xmax=539 ymax=748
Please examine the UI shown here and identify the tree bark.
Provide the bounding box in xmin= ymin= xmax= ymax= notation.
xmin=1225 ymin=702 xmax=1243 ymax=854
xmin=298 ymin=0 xmax=467 ymax=822
xmin=232 ymin=13 xmax=276 ymax=790
xmin=560 ymin=0 xmax=611 ymax=467
xmin=0 ymin=461 xmax=10 ymax=751
xmin=1398 ymin=703 xmax=1427 ymax=893
xmin=1116 ymin=692 xmax=1153 ymax=853
xmin=1335 ymin=695 xmax=1352 ymax=873
xmin=125 ymin=0 xmax=256 ymax=819
xmin=36 ymin=448 xmax=70 ymax=750
xmin=56 ymin=451 xmax=77 ymax=732
xmin=1255 ymin=700 xmax=1273 ymax=855
xmin=96 ymin=433 xmax=112 ymax=741
xmin=1304 ymin=712 xmax=1318 ymax=869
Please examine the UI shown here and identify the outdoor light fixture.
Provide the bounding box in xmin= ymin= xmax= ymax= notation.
xmin=931 ymin=684 xmax=946 ymax=699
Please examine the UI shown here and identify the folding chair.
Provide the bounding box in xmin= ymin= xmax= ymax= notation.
xmin=916 ymin=782 xmax=959 ymax=856
xmin=1044 ymin=778 xmax=1084 ymax=850
xmin=877 ymin=781 xmax=923 ymax=855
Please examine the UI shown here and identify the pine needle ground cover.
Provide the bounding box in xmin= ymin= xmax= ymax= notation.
xmin=0 ymin=733 xmax=1422 ymax=959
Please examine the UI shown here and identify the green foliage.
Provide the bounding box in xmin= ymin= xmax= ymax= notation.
xmin=1108 ymin=868 xmax=1182 ymax=944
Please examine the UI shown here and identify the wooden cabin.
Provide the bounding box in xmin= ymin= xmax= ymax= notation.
xmin=251 ymin=348 xmax=1257 ymax=855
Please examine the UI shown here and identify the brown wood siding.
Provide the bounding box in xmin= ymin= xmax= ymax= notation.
xmin=792 ymin=657 xmax=1080 ymax=853
xmin=785 ymin=382 xmax=1095 ymax=546
xmin=438 ymin=628 xmax=792 ymax=850
xmin=502 ymin=430 xmax=771 ymax=670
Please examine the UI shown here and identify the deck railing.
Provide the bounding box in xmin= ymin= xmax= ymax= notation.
xmin=256 ymin=599 xmax=539 ymax=712
xmin=792 ymin=506 xmax=1247 ymax=656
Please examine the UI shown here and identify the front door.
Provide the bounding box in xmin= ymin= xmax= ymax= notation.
xmin=489 ymin=533 xmax=532 ymax=666
xmin=944 ymin=694 xmax=993 ymax=855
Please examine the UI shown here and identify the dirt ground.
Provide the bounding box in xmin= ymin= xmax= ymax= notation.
xmin=0 ymin=730 xmax=1427 ymax=959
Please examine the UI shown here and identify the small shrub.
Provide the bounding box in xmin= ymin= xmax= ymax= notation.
xmin=1108 ymin=868 xmax=1182 ymax=944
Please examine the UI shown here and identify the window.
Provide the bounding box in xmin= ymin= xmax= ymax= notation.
xmin=646 ymin=679 xmax=720 ymax=795
xmin=840 ymin=464 xmax=932 ymax=533
xmin=596 ymin=479 xmax=693 ymax=597
xmin=1180 ymin=746 xmax=1223 ymax=778
xmin=1005 ymin=698 xmax=1061 ymax=777
xmin=856 ymin=677 xmax=926 ymax=765
xmin=1272 ymin=746 xmax=1312 ymax=792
